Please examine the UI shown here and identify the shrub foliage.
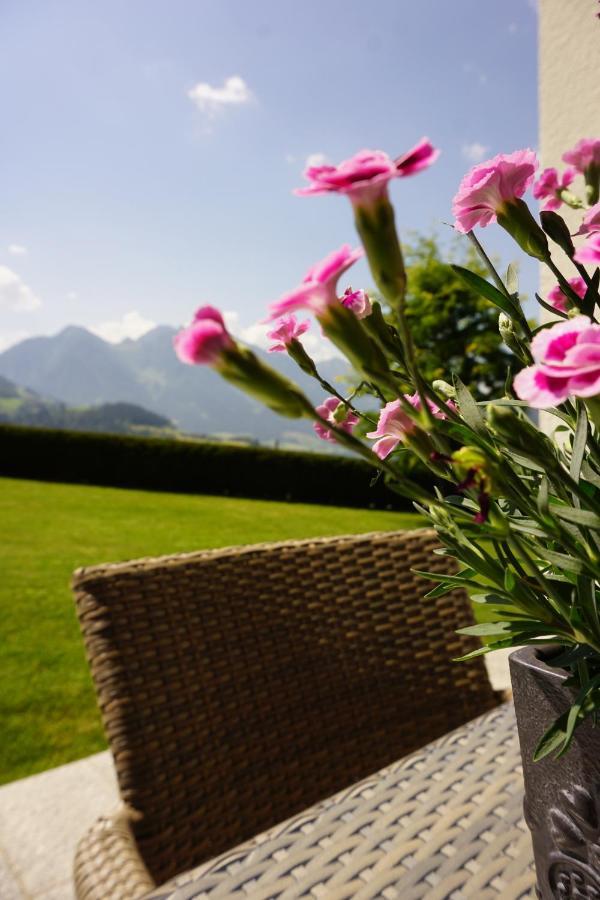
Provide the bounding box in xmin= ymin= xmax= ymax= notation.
xmin=0 ymin=424 xmax=423 ymax=509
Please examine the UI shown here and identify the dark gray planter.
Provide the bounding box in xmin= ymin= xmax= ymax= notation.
xmin=510 ymin=646 xmax=600 ymax=899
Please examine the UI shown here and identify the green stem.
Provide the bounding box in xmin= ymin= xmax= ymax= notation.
xmin=545 ymin=254 xmax=593 ymax=311
xmin=314 ymin=375 xmax=376 ymax=426
xmin=466 ymin=231 xmax=533 ymax=340
xmin=509 ymin=533 xmax=570 ymax=621
xmin=309 ymin=409 xmax=434 ymax=504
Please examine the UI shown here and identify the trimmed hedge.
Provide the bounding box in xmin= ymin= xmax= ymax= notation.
xmin=0 ymin=424 xmax=424 ymax=509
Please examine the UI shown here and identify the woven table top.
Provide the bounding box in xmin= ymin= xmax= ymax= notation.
xmin=146 ymin=702 xmax=536 ymax=899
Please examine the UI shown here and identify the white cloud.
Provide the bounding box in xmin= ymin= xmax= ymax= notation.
xmin=462 ymin=142 xmax=490 ymax=163
xmin=305 ymin=152 xmax=329 ymax=168
xmin=8 ymin=244 xmax=27 ymax=256
xmin=187 ymin=75 xmax=253 ymax=117
xmin=0 ymin=330 xmax=32 ymax=352
xmin=66 ymin=291 xmax=78 ymax=301
xmin=0 ymin=266 xmax=40 ymax=311
xmin=90 ymin=310 xmax=156 ymax=343
xmin=224 ymin=311 xmax=342 ymax=363
xmin=297 ymin=330 xmax=343 ymax=363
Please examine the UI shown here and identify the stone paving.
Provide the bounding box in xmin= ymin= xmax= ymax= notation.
xmin=0 ymin=651 xmax=511 ymax=899
xmin=0 ymin=751 xmax=118 ymax=900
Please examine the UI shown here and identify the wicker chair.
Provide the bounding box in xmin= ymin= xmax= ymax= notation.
xmin=72 ymin=529 xmax=498 ymax=900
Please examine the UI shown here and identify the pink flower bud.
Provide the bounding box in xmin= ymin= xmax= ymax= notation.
xmin=313 ymin=397 xmax=359 ymax=442
xmin=266 ymin=314 xmax=310 ymax=352
xmin=366 ymin=393 xmax=453 ymax=459
xmin=532 ymin=167 xmax=575 ymax=211
xmin=294 ymin=140 xmax=439 ymax=208
xmin=547 ymin=277 xmax=586 ymax=314
xmin=575 ymin=232 xmax=600 ymax=266
xmin=562 ymin=138 xmax=600 ymax=174
xmin=340 ymin=287 xmax=372 ymax=319
xmin=452 ymin=149 xmax=538 ymax=233
xmin=174 ymin=306 xmax=234 ymax=366
xmin=577 ymin=202 xmax=600 ymax=235
xmin=267 ymin=245 xmax=363 ymax=319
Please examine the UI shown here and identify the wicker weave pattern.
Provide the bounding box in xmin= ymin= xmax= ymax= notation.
xmin=73 ymin=529 xmax=496 ymax=892
xmin=74 ymin=806 xmax=155 ymax=900
xmin=147 ymin=703 xmax=534 ymax=900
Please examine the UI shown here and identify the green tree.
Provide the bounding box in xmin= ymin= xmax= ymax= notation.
xmin=398 ymin=235 xmax=514 ymax=399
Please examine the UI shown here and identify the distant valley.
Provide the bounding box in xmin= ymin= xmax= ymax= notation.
xmin=0 ymin=375 xmax=176 ymax=437
xmin=0 ymin=326 xmax=349 ymax=448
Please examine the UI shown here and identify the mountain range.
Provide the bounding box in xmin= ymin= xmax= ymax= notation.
xmin=0 ymin=326 xmax=348 ymax=446
xmin=0 ymin=374 xmax=175 ymax=436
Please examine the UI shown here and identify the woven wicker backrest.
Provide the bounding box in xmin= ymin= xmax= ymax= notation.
xmin=73 ymin=528 xmax=496 ymax=886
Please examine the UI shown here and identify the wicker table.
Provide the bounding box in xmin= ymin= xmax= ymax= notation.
xmin=146 ymin=703 xmax=536 ymax=899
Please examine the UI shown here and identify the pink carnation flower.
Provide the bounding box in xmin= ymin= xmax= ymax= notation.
xmin=577 ymin=202 xmax=600 ymax=235
xmin=340 ymin=287 xmax=372 ymax=319
xmin=563 ymin=138 xmax=600 ymax=174
xmin=313 ymin=397 xmax=359 ymax=442
xmin=266 ymin=315 xmax=310 ymax=352
xmin=575 ymin=233 xmax=600 ymax=266
xmin=452 ymin=149 xmax=538 ymax=233
xmin=513 ymin=315 xmax=600 ymax=408
xmin=532 ymin=167 xmax=575 ymax=211
xmin=174 ymin=306 xmax=234 ymax=366
xmin=295 ymin=139 xmax=439 ymax=207
xmin=268 ymin=245 xmax=363 ymax=319
xmin=547 ymin=277 xmax=587 ymax=314
xmin=366 ymin=393 xmax=451 ymax=459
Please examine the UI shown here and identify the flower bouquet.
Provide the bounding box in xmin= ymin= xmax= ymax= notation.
xmin=175 ymin=137 xmax=600 ymax=895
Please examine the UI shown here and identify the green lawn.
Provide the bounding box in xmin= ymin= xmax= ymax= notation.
xmin=0 ymin=476 xmax=418 ymax=784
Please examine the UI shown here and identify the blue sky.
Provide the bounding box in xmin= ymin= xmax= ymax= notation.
xmin=0 ymin=0 xmax=538 ymax=356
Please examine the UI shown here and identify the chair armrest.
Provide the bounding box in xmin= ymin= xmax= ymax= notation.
xmin=74 ymin=804 xmax=156 ymax=900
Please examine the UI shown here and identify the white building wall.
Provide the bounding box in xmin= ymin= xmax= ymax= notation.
xmin=539 ymin=0 xmax=600 ymax=296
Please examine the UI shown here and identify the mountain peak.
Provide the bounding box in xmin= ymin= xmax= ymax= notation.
xmin=134 ymin=324 xmax=178 ymax=344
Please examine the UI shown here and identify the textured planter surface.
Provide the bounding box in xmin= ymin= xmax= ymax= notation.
xmin=510 ymin=646 xmax=600 ymax=899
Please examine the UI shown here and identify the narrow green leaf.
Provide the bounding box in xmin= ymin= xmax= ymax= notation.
xmin=581 ymin=460 xmax=600 ymax=488
xmin=453 ymin=635 xmax=534 ymax=662
xmin=570 ymin=405 xmax=588 ymax=491
xmin=534 ymin=673 xmax=600 ymax=760
xmin=582 ymin=269 xmax=600 ymax=317
xmin=554 ymin=506 xmax=600 ymax=529
xmin=506 ymin=262 xmax=519 ymax=295
xmin=454 ymin=638 xmax=515 ymax=661
xmin=537 ymin=476 xmax=550 ymax=518
xmin=548 ymin=645 xmax=596 ymax=669
xmin=535 ymin=292 xmax=569 ymax=321
xmin=470 ymin=592 xmax=513 ymax=606
xmin=412 ymin=568 xmax=477 ymax=585
xmin=424 ymin=582 xmax=460 ymax=599
xmin=533 ymin=710 xmax=572 ymax=760
xmin=484 ymin=397 xmax=572 ymax=426
xmin=454 ymin=375 xmax=486 ymax=434
xmin=456 ymin=621 xmax=541 ymax=637
xmin=504 ymin=569 xmax=516 ymax=593
xmin=508 ymin=518 xmax=550 ymax=538
xmin=478 ymin=398 xmax=529 ymax=408
xmin=451 ymin=265 xmax=520 ymax=317
xmin=453 ymin=645 xmax=495 ymax=662
xmin=542 ymin=549 xmax=585 ymax=575
xmin=504 ymin=362 xmax=515 ymax=399
xmin=577 ymin=574 xmax=600 ymax=636
xmin=504 ymin=451 xmax=547 ymax=473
